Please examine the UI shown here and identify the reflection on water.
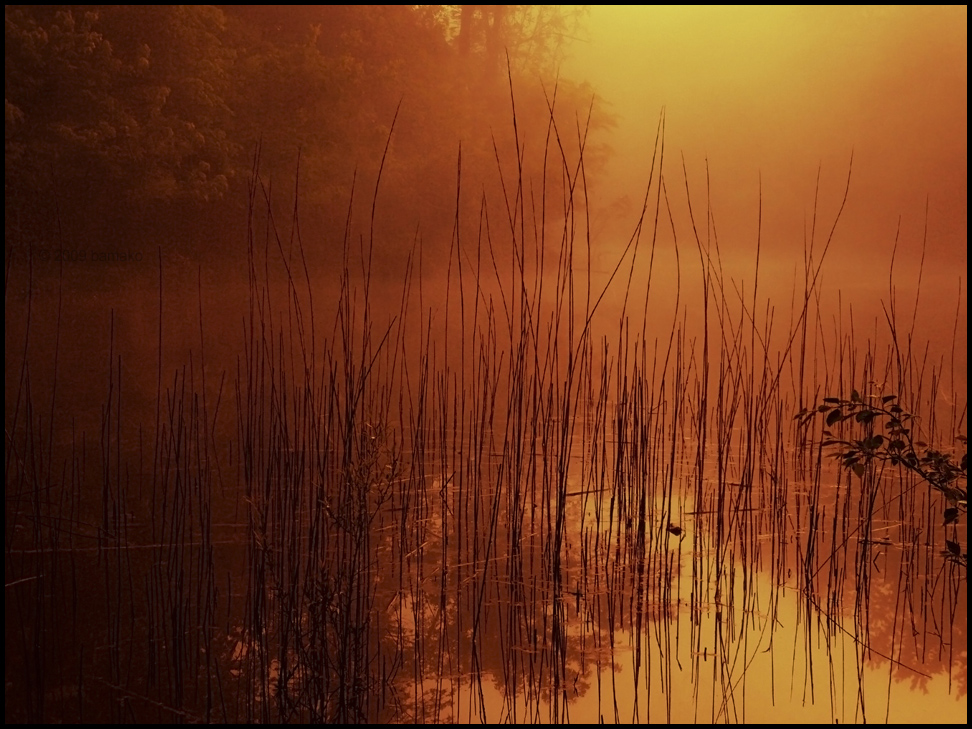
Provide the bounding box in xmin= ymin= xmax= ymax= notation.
xmin=5 ymin=205 xmax=966 ymax=724
xmin=9 ymin=390 xmax=963 ymax=723
xmin=379 ymin=446 xmax=966 ymax=724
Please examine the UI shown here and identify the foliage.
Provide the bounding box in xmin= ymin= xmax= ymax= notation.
xmin=5 ymin=6 xmax=238 ymax=204
xmin=442 ymin=5 xmax=589 ymax=80
xmin=5 ymin=5 xmax=611 ymax=261
xmin=796 ymin=391 xmax=967 ymax=567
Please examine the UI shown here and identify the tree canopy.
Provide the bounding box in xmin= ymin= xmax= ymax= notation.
xmin=5 ymin=5 xmax=611 ymax=262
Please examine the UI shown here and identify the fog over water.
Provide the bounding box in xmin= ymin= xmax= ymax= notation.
xmin=5 ymin=6 xmax=966 ymax=724
xmin=562 ymin=6 xmax=966 ymax=372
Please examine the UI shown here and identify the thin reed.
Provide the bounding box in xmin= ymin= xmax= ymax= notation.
xmin=4 ymin=94 xmax=966 ymax=724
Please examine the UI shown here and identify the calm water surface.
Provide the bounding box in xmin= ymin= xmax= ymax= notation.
xmin=5 ymin=256 xmax=966 ymax=724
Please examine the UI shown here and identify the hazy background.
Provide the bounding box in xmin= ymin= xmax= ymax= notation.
xmin=5 ymin=5 xmax=968 ymax=418
xmin=565 ymin=6 xmax=966 ymax=350
xmin=4 ymin=9 xmax=967 ymax=723
xmin=570 ymin=5 xmax=966 ymax=255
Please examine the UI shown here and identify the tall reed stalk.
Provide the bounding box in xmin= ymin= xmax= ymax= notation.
xmin=4 ymin=89 xmax=965 ymax=724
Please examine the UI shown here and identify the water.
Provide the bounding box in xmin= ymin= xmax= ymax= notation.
xmin=369 ymin=443 xmax=966 ymax=724
xmin=5 ymin=230 xmax=966 ymax=723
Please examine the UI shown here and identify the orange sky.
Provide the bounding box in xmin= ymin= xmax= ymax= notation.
xmin=565 ymin=6 xmax=966 ymax=259
xmin=560 ymin=5 xmax=966 ymax=389
xmin=567 ymin=6 xmax=964 ymax=237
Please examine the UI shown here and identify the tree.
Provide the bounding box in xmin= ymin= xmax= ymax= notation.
xmin=796 ymin=392 xmax=967 ymax=568
xmin=451 ymin=5 xmax=587 ymax=81
xmin=5 ymin=5 xmax=238 ymax=207
xmin=5 ymin=5 xmax=612 ymax=265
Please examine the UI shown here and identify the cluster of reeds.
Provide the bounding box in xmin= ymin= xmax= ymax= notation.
xmin=5 ymin=91 xmax=966 ymax=724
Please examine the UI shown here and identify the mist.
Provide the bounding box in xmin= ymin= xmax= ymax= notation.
xmin=5 ymin=6 xmax=967 ymax=724
xmin=564 ymin=5 xmax=966 ymax=367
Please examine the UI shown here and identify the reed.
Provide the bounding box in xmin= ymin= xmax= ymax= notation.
xmin=4 ymin=90 xmax=966 ymax=724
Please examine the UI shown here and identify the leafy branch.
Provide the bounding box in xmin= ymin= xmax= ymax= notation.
xmin=796 ymin=390 xmax=967 ymax=567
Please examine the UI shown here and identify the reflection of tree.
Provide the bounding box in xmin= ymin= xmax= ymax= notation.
xmin=384 ymin=444 xmax=686 ymax=722
xmin=789 ymin=461 xmax=968 ymax=710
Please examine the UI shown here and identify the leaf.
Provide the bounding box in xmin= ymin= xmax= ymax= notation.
xmin=851 ymin=389 xmax=861 ymax=403
xmin=864 ymin=435 xmax=884 ymax=450
xmin=826 ymin=410 xmax=844 ymax=427
xmin=852 ymin=463 xmax=865 ymax=478
xmin=855 ymin=410 xmax=875 ymax=424
xmin=823 ymin=397 xmax=841 ymax=404
xmin=882 ymin=394 xmax=898 ymax=403
xmin=945 ymin=540 xmax=961 ymax=556
xmin=943 ymin=508 xmax=958 ymax=526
